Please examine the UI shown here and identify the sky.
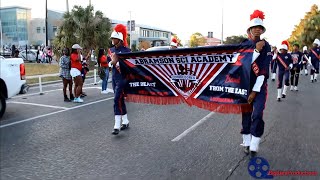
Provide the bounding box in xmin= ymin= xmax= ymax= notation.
xmin=1 ymin=0 xmax=319 ymax=46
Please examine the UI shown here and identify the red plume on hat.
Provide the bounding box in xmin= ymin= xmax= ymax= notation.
xmin=248 ymin=10 xmax=266 ymax=33
xmin=114 ymin=24 xmax=128 ymax=47
xmin=250 ymin=10 xmax=265 ymax=21
xmin=281 ymin=40 xmax=289 ymax=49
xmin=172 ymin=38 xmax=177 ymax=43
xmin=170 ymin=37 xmax=178 ymax=47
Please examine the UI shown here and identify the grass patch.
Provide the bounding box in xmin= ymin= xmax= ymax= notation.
xmin=25 ymin=62 xmax=97 ymax=76
xmin=25 ymin=63 xmax=60 ymax=76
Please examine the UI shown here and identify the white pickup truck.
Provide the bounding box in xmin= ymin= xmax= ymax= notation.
xmin=0 ymin=56 xmax=29 ymax=118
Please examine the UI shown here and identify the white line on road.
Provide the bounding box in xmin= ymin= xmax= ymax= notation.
xmin=0 ymin=97 xmax=114 ymax=128
xmin=171 ymin=112 xmax=215 ymax=142
xmin=7 ymin=101 xmax=69 ymax=110
xmin=12 ymin=89 xmax=63 ymax=98
xmin=12 ymin=87 xmax=112 ymax=99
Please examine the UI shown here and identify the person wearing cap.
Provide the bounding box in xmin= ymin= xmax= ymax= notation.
xmin=301 ymin=46 xmax=309 ymax=76
xmin=70 ymin=44 xmax=84 ymax=103
xmin=240 ymin=10 xmax=272 ymax=157
xmin=59 ymin=47 xmax=74 ymax=102
xmin=108 ymin=24 xmax=131 ymax=135
xmin=170 ymin=38 xmax=178 ymax=49
xmin=290 ymin=43 xmax=303 ymax=91
xmin=308 ymin=38 xmax=320 ymax=82
xmin=270 ymin=46 xmax=278 ymax=81
xmin=272 ymin=40 xmax=293 ymax=101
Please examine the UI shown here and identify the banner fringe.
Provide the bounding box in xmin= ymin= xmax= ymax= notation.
xmin=190 ymin=98 xmax=252 ymax=114
xmin=126 ymin=95 xmax=252 ymax=114
xmin=126 ymin=94 xmax=183 ymax=105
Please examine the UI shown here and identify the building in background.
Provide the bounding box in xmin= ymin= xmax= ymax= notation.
xmin=28 ymin=10 xmax=63 ymax=46
xmin=0 ymin=6 xmax=31 ymax=46
xmin=205 ymin=36 xmax=221 ymax=46
xmin=205 ymin=31 xmax=221 ymax=46
xmin=1 ymin=6 xmax=172 ymax=50
xmin=111 ymin=20 xmax=173 ymax=50
xmin=29 ymin=18 xmax=46 ymax=46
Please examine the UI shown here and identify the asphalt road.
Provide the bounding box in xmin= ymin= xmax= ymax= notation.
xmin=0 ymin=74 xmax=319 ymax=180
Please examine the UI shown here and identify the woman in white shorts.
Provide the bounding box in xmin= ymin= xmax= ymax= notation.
xmin=70 ymin=44 xmax=84 ymax=103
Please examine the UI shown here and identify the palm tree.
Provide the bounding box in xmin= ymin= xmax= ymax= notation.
xmin=53 ymin=5 xmax=112 ymax=58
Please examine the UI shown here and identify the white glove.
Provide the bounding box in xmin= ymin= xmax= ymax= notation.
xmin=108 ymin=62 xmax=113 ymax=68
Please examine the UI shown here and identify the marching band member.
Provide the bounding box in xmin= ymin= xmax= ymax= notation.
xmin=240 ymin=10 xmax=272 ymax=157
xmin=290 ymin=43 xmax=303 ymax=91
xmin=270 ymin=46 xmax=277 ymax=81
xmin=273 ymin=40 xmax=293 ymax=101
xmin=301 ymin=46 xmax=309 ymax=76
xmin=108 ymin=24 xmax=132 ymax=135
xmin=309 ymin=38 xmax=320 ymax=82
xmin=170 ymin=38 xmax=178 ymax=49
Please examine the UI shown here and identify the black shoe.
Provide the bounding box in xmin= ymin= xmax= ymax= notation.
xmin=311 ymin=80 xmax=314 ymax=83
xmin=315 ymin=79 xmax=317 ymax=82
xmin=112 ymin=129 xmax=120 ymax=135
xmin=70 ymin=94 xmax=75 ymax=101
xmin=80 ymin=94 xmax=86 ymax=98
xmin=64 ymin=95 xmax=71 ymax=102
xmin=305 ymin=74 xmax=308 ymax=76
xmin=282 ymin=94 xmax=286 ymax=98
xmin=271 ymin=79 xmax=275 ymax=82
xmin=120 ymin=123 xmax=129 ymax=130
xmin=277 ymin=98 xmax=281 ymax=102
xmin=244 ymin=146 xmax=250 ymax=155
xmin=250 ymin=151 xmax=257 ymax=158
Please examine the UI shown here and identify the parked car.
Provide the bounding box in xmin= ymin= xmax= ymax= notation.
xmin=146 ymin=46 xmax=171 ymax=51
xmin=19 ymin=50 xmax=37 ymax=63
xmin=0 ymin=56 xmax=29 ymax=118
xmin=30 ymin=49 xmax=43 ymax=62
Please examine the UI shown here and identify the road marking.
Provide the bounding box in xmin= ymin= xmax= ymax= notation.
xmin=171 ymin=112 xmax=215 ymax=142
xmin=12 ymin=89 xmax=63 ymax=98
xmin=7 ymin=101 xmax=69 ymax=110
xmin=0 ymin=97 xmax=114 ymax=128
xmin=12 ymin=87 xmax=113 ymax=99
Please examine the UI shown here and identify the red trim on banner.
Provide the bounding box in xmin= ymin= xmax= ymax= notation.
xmin=126 ymin=94 xmax=183 ymax=105
xmin=190 ymin=98 xmax=253 ymax=114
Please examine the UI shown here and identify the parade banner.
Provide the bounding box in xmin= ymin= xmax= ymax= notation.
xmin=118 ymin=44 xmax=254 ymax=114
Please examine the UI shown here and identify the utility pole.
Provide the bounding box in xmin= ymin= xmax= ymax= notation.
xmin=89 ymin=0 xmax=91 ymax=5
xmin=0 ymin=20 xmax=3 ymax=54
xmin=221 ymin=0 xmax=224 ymax=45
xmin=129 ymin=11 xmax=132 ymax=49
xmin=66 ymin=0 xmax=69 ymax=13
xmin=45 ymin=0 xmax=48 ymax=47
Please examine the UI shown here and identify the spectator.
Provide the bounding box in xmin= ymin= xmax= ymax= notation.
xmin=70 ymin=44 xmax=84 ymax=103
xmin=47 ymin=47 xmax=53 ymax=64
xmin=98 ymin=48 xmax=110 ymax=94
xmin=59 ymin=48 xmax=74 ymax=102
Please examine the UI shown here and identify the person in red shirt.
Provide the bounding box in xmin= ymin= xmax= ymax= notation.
xmin=70 ymin=44 xmax=84 ymax=103
xmin=98 ymin=48 xmax=110 ymax=94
